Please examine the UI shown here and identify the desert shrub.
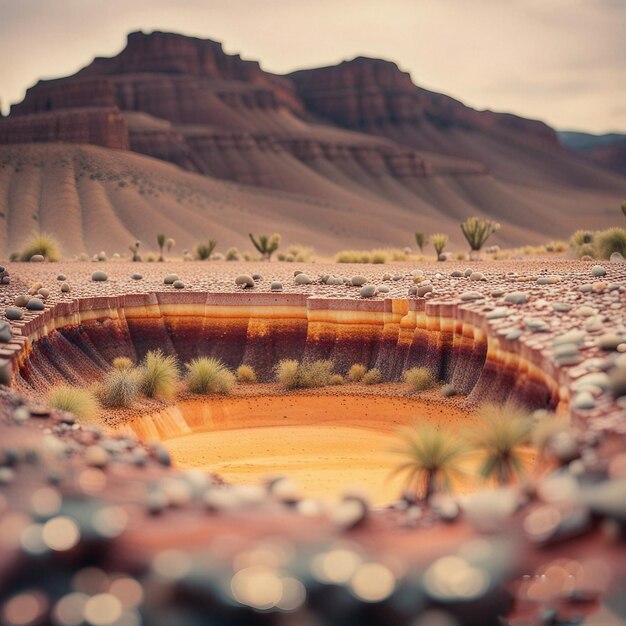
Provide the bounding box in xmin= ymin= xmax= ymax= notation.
xmin=460 ymin=217 xmax=500 ymax=252
xmin=329 ymin=374 xmax=345 ymax=385
xmin=390 ymin=249 xmax=408 ymax=262
xmin=286 ymin=245 xmax=314 ymax=262
xmin=195 ymin=238 xmax=218 ymax=260
xmin=430 ymin=233 xmax=448 ymax=257
xmin=570 ymin=230 xmax=594 ymax=247
xmin=225 ymin=247 xmax=240 ymax=261
xmin=575 ymin=243 xmax=596 ymax=258
xmin=249 ymin=233 xmax=280 ymax=260
xmin=404 ymin=367 xmax=435 ymax=392
xmin=362 ymin=368 xmax=383 ymax=385
xmin=48 ymin=385 xmax=99 ymax=423
xmin=19 ymin=232 xmax=61 ymax=262
xmin=145 ymin=252 xmax=157 ymax=262
xmin=138 ymin=350 xmax=179 ymax=399
xmin=275 ymin=359 xmax=300 ymax=390
xmin=347 ymin=363 xmax=367 ymax=382
xmin=595 ymin=227 xmax=626 ymax=259
xmin=455 ymin=252 xmax=466 ymax=261
xmin=186 ymin=357 xmax=235 ymax=395
xmin=415 ymin=232 xmax=426 ymax=253
xmin=112 ymin=356 xmax=134 ymax=370
xmin=100 ymin=368 xmax=140 ymax=408
xmin=275 ymin=359 xmax=335 ymax=389
xmin=545 ymin=240 xmax=567 ymax=253
xmin=371 ymin=250 xmax=389 ymax=264
xmin=236 ymin=364 xmax=257 ymax=383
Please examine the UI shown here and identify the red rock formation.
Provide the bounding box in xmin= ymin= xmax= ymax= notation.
xmin=0 ymin=107 xmax=129 ymax=150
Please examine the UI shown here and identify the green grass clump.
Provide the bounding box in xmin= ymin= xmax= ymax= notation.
xmin=100 ymin=368 xmax=140 ymax=408
xmin=138 ymin=350 xmax=179 ymax=400
xmin=48 ymin=385 xmax=99 ymax=423
xmin=329 ymin=374 xmax=345 ymax=385
xmin=596 ymin=227 xmax=626 ymax=259
xmin=275 ymin=359 xmax=335 ymax=389
xmin=347 ymin=363 xmax=367 ymax=382
xmin=186 ymin=357 xmax=235 ymax=395
xmin=19 ymin=232 xmax=61 ymax=262
xmin=236 ymin=364 xmax=257 ymax=383
xmin=362 ymin=368 xmax=383 ymax=385
xmin=404 ymin=367 xmax=435 ymax=392
xmin=112 ymin=356 xmax=134 ymax=370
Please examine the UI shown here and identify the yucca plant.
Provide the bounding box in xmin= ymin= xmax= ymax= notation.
xmin=392 ymin=424 xmax=467 ymax=500
xmin=249 ymin=233 xmax=280 ymax=260
xmin=19 ymin=232 xmax=61 ymax=262
xmin=460 ymin=217 xmax=500 ymax=254
xmin=48 ymin=385 xmax=100 ymax=423
xmin=467 ymin=403 xmax=533 ymax=485
xmin=186 ymin=357 xmax=235 ymax=395
xmin=156 ymin=234 xmax=166 ymax=262
xmin=138 ymin=350 xmax=179 ymax=400
xmin=415 ymin=232 xmax=427 ymax=253
xmin=195 ymin=238 xmax=218 ymax=261
xmin=430 ymin=233 xmax=449 ymax=259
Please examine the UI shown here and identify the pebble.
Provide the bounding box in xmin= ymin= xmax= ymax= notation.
xmin=26 ymin=299 xmax=45 ymax=311
xmin=131 ymin=273 xmax=143 ymax=280
xmin=417 ymin=284 xmax=433 ymax=297
xmin=552 ymin=302 xmax=572 ymax=313
xmin=61 ymin=283 xmax=71 ymax=293
xmin=597 ymin=334 xmax=623 ymax=351
xmin=591 ymin=265 xmax=606 ymax=277
xmin=252 ymin=274 xmax=262 ymax=281
xmin=5 ymin=307 xmax=23 ymax=321
xmin=91 ymin=271 xmax=108 ymax=282
xmin=351 ymin=276 xmax=367 ymax=286
xmin=505 ymin=291 xmax=528 ymax=305
xmin=575 ymin=306 xmax=597 ymax=318
xmin=295 ymin=273 xmax=312 ymax=285
xmin=572 ymin=391 xmax=596 ymax=410
xmin=30 ymin=254 xmax=44 ymax=263
xmin=0 ymin=321 xmax=12 ymax=343
xmin=235 ymin=275 xmax=254 ymax=288
xmin=486 ymin=307 xmax=510 ymax=320
xmin=163 ymin=274 xmax=179 ymax=285
xmin=610 ymin=252 xmax=624 ymax=264
xmin=460 ymin=291 xmax=484 ymax=301
xmin=173 ymin=280 xmax=185 ymax=289
xmin=84 ymin=445 xmax=109 ymax=468
xmin=450 ymin=271 xmax=463 ymax=278
xmin=270 ymin=282 xmax=283 ymax=292
xmin=377 ymin=286 xmax=390 ymax=294
xmin=360 ymin=284 xmax=376 ymax=298
xmin=56 ymin=274 xmax=66 ymax=281
xmin=469 ymin=272 xmax=484 ymax=281
xmin=14 ymin=295 xmax=30 ymax=307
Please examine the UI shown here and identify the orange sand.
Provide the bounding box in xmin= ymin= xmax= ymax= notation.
xmin=161 ymin=394 xmax=481 ymax=505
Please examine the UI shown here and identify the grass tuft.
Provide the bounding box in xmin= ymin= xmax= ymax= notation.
xmin=186 ymin=357 xmax=235 ymax=395
xmin=404 ymin=367 xmax=435 ymax=392
xmin=100 ymin=368 xmax=140 ymax=408
xmin=19 ymin=232 xmax=61 ymax=262
xmin=275 ymin=359 xmax=335 ymax=389
xmin=347 ymin=364 xmax=367 ymax=383
xmin=48 ymin=385 xmax=100 ymax=423
xmin=362 ymin=368 xmax=383 ymax=385
xmin=236 ymin=364 xmax=257 ymax=383
xmin=112 ymin=356 xmax=134 ymax=370
xmin=138 ymin=350 xmax=179 ymax=400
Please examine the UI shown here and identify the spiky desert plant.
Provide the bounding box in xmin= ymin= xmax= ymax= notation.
xmin=138 ymin=350 xmax=179 ymax=400
xmin=460 ymin=217 xmax=500 ymax=252
xmin=430 ymin=233 xmax=449 ymax=258
xmin=129 ymin=240 xmax=141 ymax=262
xmin=236 ymin=364 xmax=257 ymax=383
xmin=48 ymin=385 xmax=100 ymax=423
xmin=112 ymin=356 xmax=134 ymax=370
xmin=467 ymin=403 xmax=533 ymax=485
xmin=100 ymin=368 xmax=140 ymax=408
xmin=195 ymin=238 xmax=218 ymax=261
xmin=19 ymin=232 xmax=61 ymax=262
xmin=362 ymin=368 xmax=382 ymax=385
xmin=249 ymin=233 xmax=281 ymax=260
xmin=275 ymin=359 xmax=300 ymax=390
xmin=156 ymin=234 xmax=166 ymax=262
xmin=186 ymin=357 xmax=235 ymax=395
xmin=404 ymin=367 xmax=435 ymax=392
xmin=392 ymin=424 xmax=467 ymax=500
xmin=596 ymin=227 xmax=626 ymax=259
xmin=415 ymin=232 xmax=427 ymax=253
xmin=347 ymin=363 xmax=367 ymax=383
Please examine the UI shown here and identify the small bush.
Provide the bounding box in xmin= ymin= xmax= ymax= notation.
xmin=195 ymin=239 xmax=218 ymax=261
xmin=362 ymin=368 xmax=383 ymax=385
xmin=236 ymin=364 xmax=257 ymax=383
xmin=329 ymin=374 xmax=345 ymax=385
xmin=225 ymin=247 xmax=240 ymax=261
xmin=19 ymin=232 xmax=61 ymax=262
xmin=596 ymin=228 xmax=626 ymax=259
xmin=112 ymin=357 xmax=134 ymax=370
xmin=275 ymin=359 xmax=335 ymax=389
xmin=404 ymin=367 xmax=435 ymax=392
xmin=101 ymin=368 xmax=140 ymax=408
xmin=285 ymin=245 xmax=314 ymax=262
xmin=138 ymin=350 xmax=179 ymax=399
xmin=275 ymin=359 xmax=300 ymax=390
xmin=371 ymin=249 xmax=389 ymax=264
xmin=347 ymin=363 xmax=367 ymax=382
xmin=48 ymin=385 xmax=99 ymax=423
xmin=186 ymin=358 xmax=235 ymax=395
xmin=430 ymin=233 xmax=448 ymax=257
xmin=570 ymin=230 xmax=594 ymax=248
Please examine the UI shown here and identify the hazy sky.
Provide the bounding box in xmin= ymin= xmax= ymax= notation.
xmin=0 ymin=0 xmax=624 ymax=133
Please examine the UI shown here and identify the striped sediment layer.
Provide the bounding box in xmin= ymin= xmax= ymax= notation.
xmin=11 ymin=290 xmax=564 ymax=412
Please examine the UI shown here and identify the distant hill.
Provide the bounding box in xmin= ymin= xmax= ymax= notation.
xmin=558 ymin=131 xmax=626 ymax=175
xmin=0 ymin=30 xmax=624 ymax=256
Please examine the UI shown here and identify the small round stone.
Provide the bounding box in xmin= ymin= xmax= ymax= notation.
xmin=38 ymin=288 xmax=49 ymax=299
xmin=360 ymin=284 xmax=376 ymax=298
xmin=173 ymin=280 xmax=185 ymax=289
xmin=30 ymin=254 xmax=45 ymax=263
xmin=235 ymin=275 xmax=254 ymax=288
xmin=131 ymin=273 xmax=143 ymax=280
xmin=351 ymin=276 xmax=367 ymax=286
xmin=60 ymin=283 xmax=71 ymax=293
xmin=26 ymin=299 xmax=45 ymax=311
xmin=0 ymin=321 xmax=12 ymax=343
xmin=504 ymin=291 xmax=528 ymax=305
xmin=57 ymin=274 xmax=66 ymax=281
xmin=14 ymin=295 xmax=30 ymax=307
xmin=270 ymin=282 xmax=283 ymax=292
xmin=5 ymin=307 xmax=23 ymax=321
xmin=294 ymin=273 xmax=312 ymax=285
xmin=85 ymin=445 xmax=109 ymax=468
xmin=163 ymin=274 xmax=179 ymax=285
xmin=417 ymin=284 xmax=433 ymax=297
xmin=91 ymin=271 xmax=108 ymax=282
xmin=610 ymin=252 xmax=624 ymax=264
xmin=591 ymin=265 xmax=606 ymax=277
xmin=252 ymin=274 xmax=262 ymax=281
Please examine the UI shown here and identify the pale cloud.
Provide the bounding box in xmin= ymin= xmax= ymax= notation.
xmin=0 ymin=0 xmax=623 ymax=132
